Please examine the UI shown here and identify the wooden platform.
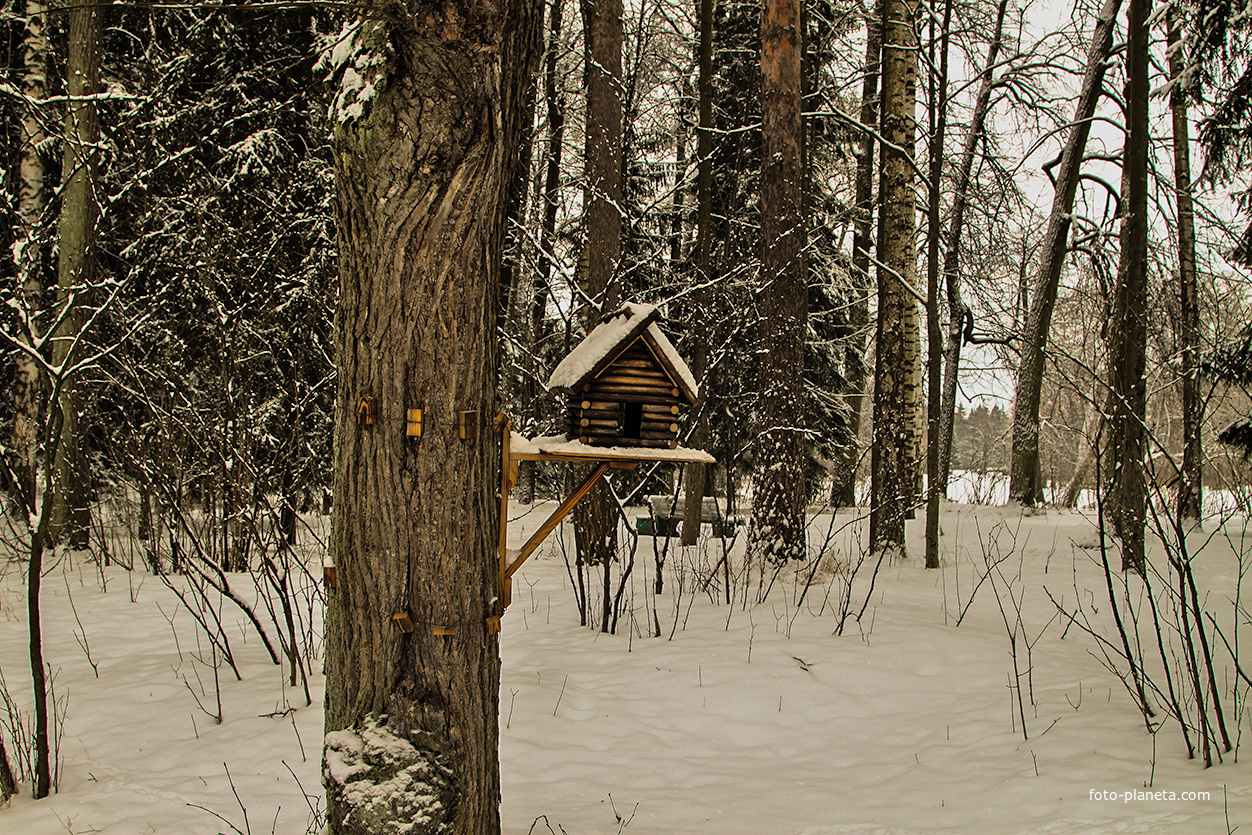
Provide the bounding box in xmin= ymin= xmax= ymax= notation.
xmin=492 ymin=420 xmax=715 ymax=627
xmin=510 ymin=433 xmax=715 ymax=465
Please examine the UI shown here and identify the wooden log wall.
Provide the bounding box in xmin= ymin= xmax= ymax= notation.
xmin=562 ymin=338 xmax=685 ymax=448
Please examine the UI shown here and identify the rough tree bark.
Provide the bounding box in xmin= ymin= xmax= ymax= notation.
xmin=574 ymin=0 xmax=624 ymax=631
xmin=1008 ymin=0 xmax=1122 ymax=506
xmin=870 ymin=0 xmax=919 ymax=557
xmin=321 ymin=1 xmax=538 ymax=832
xmin=580 ymin=0 xmax=623 ymax=322
xmin=1166 ymin=6 xmax=1203 ymax=523
xmin=49 ymin=0 xmax=102 ymax=549
xmin=1107 ymin=0 xmax=1150 ymax=572
xmin=751 ymin=0 xmax=807 ymax=564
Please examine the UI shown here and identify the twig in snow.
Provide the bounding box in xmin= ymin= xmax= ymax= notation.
xmin=553 ymin=675 xmax=568 ymax=716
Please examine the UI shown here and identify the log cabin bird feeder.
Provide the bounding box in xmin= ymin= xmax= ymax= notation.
xmin=492 ymin=303 xmax=713 ymax=629
xmin=549 ymin=302 xmax=699 ymax=448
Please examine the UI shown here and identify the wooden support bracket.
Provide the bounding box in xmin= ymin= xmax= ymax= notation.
xmin=506 ymin=461 xmax=611 ymax=582
xmin=392 ymin=613 xmax=415 ymax=633
xmin=356 ymin=396 xmax=377 ymax=427
xmin=492 ymin=414 xmax=672 ymax=628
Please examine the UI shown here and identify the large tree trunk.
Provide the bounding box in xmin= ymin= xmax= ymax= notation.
xmin=870 ymin=0 xmax=919 ymax=558
xmin=1166 ymin=6 xmax=1203 ymax=523
xmin=575 ymin=0 xmax=623 ymax=630
xmin=10 ymin=0 xmax=49 ymax=516
xmin=49 ymin=0 xmax=102 ymax=549
xmin=936 ymin=0 xmax=1009 ymax=492
xmin=580 ymin=0 xmax=623 ymax=320
xmin=1107 ymin=0 xmax=1150 ymax=572
xmin=322 ymin=2 xmax=537 ymax=832
xmin=834 ymin=8 xmax=881 ymax=509
xmin=751 ymin=0 xmax=807 ymax=565
xmin=1008 ymin=0 xmax=1122 ymax=506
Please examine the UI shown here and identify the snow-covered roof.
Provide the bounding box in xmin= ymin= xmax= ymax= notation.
xmin=546 ymin=303 xmax=699 ymax=403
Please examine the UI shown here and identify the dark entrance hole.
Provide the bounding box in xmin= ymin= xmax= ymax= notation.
xmin=623 ymin=402 xmax=643 ymax=439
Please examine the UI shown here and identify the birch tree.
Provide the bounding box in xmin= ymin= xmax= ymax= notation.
xmin=870 ymin=0 xmax=920 ymax=557
xmin=9 ymin=0 xmax=50 ymax=515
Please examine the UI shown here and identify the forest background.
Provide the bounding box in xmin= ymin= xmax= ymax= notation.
xmin=1 ymin=0 xmax=1252 ymax=828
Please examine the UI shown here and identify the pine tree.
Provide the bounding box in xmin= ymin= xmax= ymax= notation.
xmin=1192 ymin=0 xmax=1252 ymax=264
xmin=752 ymin=0 xmax=807 ymax=563
xmin=1203 ymin=328 xmax=1252 ymax=456
xmin=95 ymin=5 xmax=338 ymax=565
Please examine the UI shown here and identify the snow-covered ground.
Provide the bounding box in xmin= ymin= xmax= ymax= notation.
xmin=1 ymin=500 xmax=1250 ymax=834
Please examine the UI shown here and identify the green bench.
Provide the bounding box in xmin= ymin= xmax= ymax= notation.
xmin=636 ymin=495 xmax=741 ymax=537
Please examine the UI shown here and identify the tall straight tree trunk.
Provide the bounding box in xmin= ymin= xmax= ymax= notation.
xmin=533 ymin=0 xmax=564 ymax=362
xmin=835 ymin=8 xmax=881 ymax=508
xmin=1166 ymin=6 xmax=1203 ymax=523
xmin=1008 ymin=0 xmax=1122 ymax=506
xmin=580 ymin=0 xmax=622 ymax=318
xmin=670 ymin=98 xmax=690 ymax=267
xmin=50 ymin=0 xmax=102 ymax=549
xmin=1108 ymin=0 xmax=1150 ymax=572
xmin=937 ymin=0 xmax=1008 ymax=492
xmin=500 ymin=80 xmax=536 ymax=330
xmin=870 ymin=0 xmax=919 ymax=557
xmin=681 ymin=0 xmax=715 ymax=547
xmin=924 ymin=0 xmax=952 ymax=571
xmin=322 ymin=2 xmax=538 ymax=832
xmin=751 ymin=0 xmax=806 ymax=564
xmin=520 ymin=0 xmax=565 ymax=504
xmin=576 ymin=0 xmax=623 ymax=628
xmin=10 ymin=0 xmax=49 ymax=515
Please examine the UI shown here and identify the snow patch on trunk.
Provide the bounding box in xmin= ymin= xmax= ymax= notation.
xmin=315 ymin=18 xmax=389 ymax=125
xmin=323 ymin=716 xmax=451 ymax=835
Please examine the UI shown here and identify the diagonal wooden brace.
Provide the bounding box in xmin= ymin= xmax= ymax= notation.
xmin=506 ymin=461 xmax=611 ymax=585
xmin=494 ymin=413 xmax=643 ymax=621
